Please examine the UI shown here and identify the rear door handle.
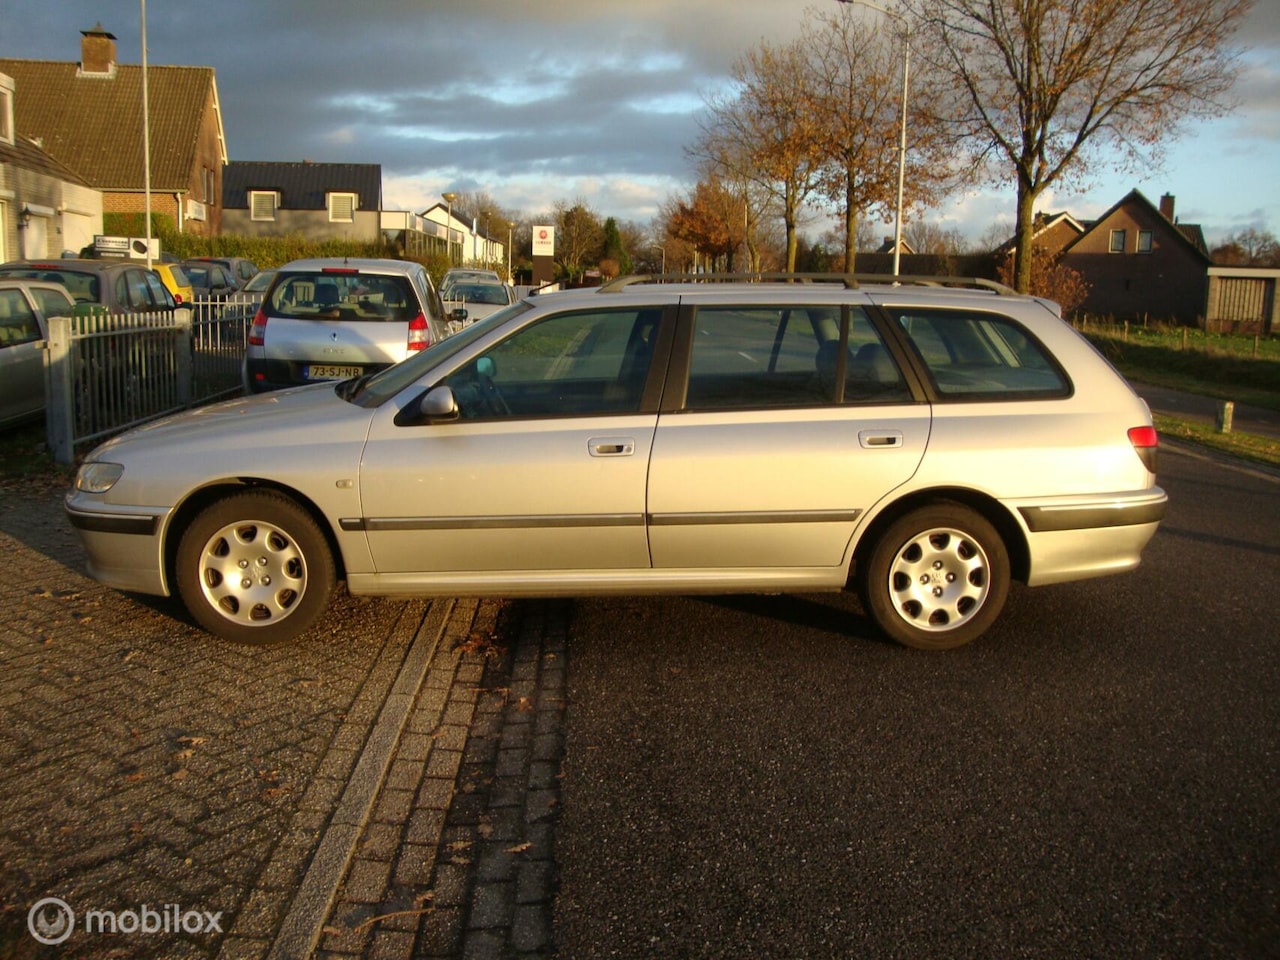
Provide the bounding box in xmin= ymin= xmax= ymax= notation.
xmin=859 ymin=430 xmax=903 ymax=449
xmin=589 ymin=437 xmax=636 ymax=457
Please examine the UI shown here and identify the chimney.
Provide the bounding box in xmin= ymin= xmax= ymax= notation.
xmin=1159 ymin=194 xmax=1176 ymax=221
xmin=79 ymin=23 xmax=117 ymax=78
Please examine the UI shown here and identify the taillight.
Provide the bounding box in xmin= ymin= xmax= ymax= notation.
xmin=407 ymin=313 xmax=430 ymax=352
xmin=1128 ymin=425 xmax=1159 ymax=474
xmin=248 ymin=308 xmax=268 ymax=347
xmin=174 ymin=294 xmax=185 ymax=305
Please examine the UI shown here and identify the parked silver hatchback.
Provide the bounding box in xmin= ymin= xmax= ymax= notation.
xmin=243 ymin=257 xmax=447 ymax=393
xmin=67 ymin=274 xmax=1166 ymax=650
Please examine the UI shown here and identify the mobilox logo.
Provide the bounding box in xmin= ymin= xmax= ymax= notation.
xmin=27 ymin=897 xmax=74 ymax=945
xmin=27 ymin=896 xmax=223 ymax=944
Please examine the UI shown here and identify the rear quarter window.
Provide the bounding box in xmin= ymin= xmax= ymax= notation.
xmin=893 ymin=309 xmax=1070 ymax=399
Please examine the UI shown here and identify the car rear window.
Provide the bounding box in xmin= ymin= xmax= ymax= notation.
xmin=0 ymin=267 xmax=99 ymax=304
xmin=268 ymin=272 xmax=419 ymax=322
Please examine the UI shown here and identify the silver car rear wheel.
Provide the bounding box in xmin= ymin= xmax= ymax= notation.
xmin=859 ymin=503 xmax=1010 ymax=650
xmin=176 ymin=492 xmax=335 ymax=645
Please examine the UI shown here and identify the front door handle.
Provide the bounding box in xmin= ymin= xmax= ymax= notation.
xmin=589 ymin=437 xmax=636 ymax=457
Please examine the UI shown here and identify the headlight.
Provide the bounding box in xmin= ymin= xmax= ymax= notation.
xmin=76 ymin=461 xmax=125 ymax=493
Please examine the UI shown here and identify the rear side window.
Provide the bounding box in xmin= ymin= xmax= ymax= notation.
xmin=0 ymin=290 xmax=40 ymax=346
xmin=893 ymin=309 xmax=1069 ymax=398
xmin=685 ymin=305 xmax=909 ymax=409
xmin=268 ymin=273 xmax=419 ymax=322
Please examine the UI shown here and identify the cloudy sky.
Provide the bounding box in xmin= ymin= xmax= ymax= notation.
xmin=4 ymin=0 xmax=1279 ymax=245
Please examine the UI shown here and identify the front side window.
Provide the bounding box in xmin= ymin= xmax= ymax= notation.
xmin=894 ymin=309 xmax=1070 ymax=399
xmin=444 ymin=308 xmax=660 ymax=419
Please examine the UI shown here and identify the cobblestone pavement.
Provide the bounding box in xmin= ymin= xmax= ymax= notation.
xmin=0 ymin=476 xmax=566 ymax=960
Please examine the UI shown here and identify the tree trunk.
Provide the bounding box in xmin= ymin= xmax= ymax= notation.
xmin=844 ymin=174 xmax=858 ymax=274
xmin=1012 ymin=180 xmax=1038 ymax=293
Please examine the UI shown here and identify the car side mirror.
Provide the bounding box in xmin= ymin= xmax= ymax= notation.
xmin=419 ymin=385 xmax=459 ymax=423
xmin=450 ymin=307 xmax=468 ymax=322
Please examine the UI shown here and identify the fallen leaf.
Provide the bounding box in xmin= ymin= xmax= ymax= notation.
xmin=505 ymin=842 xmax=533 ymax=854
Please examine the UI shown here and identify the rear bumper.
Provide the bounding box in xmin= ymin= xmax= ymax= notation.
xmin=1013 ymin=488 xmax=1167 ymax=586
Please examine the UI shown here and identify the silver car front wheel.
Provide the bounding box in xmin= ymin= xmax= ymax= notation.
xmin=859 ymin=503 xmax=1010 ymax=650
xmin=176 ymin=492 xmax=335 ymax=645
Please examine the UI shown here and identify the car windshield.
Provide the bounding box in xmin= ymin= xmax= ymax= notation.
xmin=346 ymin=301 xmax=533 ymax=407
xmin=0 ymin=266 xmax=100 ymax=303
xmin=243 ymin=271 xmax=275 ymax=293
xmin=449 ymin=283 xmax=511 ymax=305
xmin=267 ymin=272 xmax=419 ymax=322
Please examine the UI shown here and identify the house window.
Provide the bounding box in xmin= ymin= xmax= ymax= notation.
xmin=1109 ymin=229 xmax=1127 ymax=254
xmin=250 ymin=191 xmax=278 ymax=221
xmin=328 ymin=193 xmax=357 ymax=223
xmin=0 ymin=76 xmax=13 ymax=147
xmin=1137 ymin=230 xmax=1153 ymax=254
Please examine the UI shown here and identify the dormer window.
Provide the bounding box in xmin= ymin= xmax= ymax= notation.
xmin=250 ymin=191 xmax=278 ymax=221
xmin=328 ymin=192 xmax=356 ymax=223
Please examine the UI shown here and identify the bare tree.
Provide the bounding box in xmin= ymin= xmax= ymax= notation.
xmin=913 ymin=0 xmax=1254 ymax=292
xmin=694 ymin=40 xmax=827 ymax=271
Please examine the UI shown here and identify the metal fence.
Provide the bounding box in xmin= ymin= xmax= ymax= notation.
xmin=43 ymin=298 xmax=254 ymax=465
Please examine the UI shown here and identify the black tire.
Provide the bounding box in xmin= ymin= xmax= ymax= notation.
xmin=858 ymin=502 xmax=1010 ymax=650
xmin=175 ymin=491 xmax=335 ymax=645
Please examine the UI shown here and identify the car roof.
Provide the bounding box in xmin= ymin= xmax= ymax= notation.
xmin=0 ymin=258 xmax=145 ymax=275
xmin=276 ymin=258 xmax=423 ymax=276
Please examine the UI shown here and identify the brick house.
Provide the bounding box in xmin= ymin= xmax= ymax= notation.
xmin=1060 ymin=189 xmax=1211 ymax=325
xmin=0 ymin=71 xmax=103 ymax=260
xmin=0 ymin=24 xmax=227 ymax=238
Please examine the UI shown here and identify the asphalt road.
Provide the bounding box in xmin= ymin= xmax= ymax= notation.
xmin=554 ymin=445 xmax=1280 ymax=959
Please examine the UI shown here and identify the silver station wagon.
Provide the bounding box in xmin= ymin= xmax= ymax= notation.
xmin=66 ymin=274 xmax=1167 ymax=650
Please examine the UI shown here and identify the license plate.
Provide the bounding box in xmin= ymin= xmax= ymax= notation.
xmin=306 ymin=364 xmax=362 ymax=380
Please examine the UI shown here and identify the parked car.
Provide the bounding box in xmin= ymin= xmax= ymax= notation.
xmin=181 ymin=260 xmax=239 ymax=304
xmin=440 ymin=268 xmax=502 ymax=300
xmin=0 ymin=259 xmax=178 ymax=315
xmin=243 ymin=258 xmax=448 ymax=393
xmin=218 ymin=268 xmax=278 ymax=327
xmin=152 ymin=262 xmax=196 ymax=308
xmin=186 ymin=256 xmax=258 ymax=290
xmin=443 ymin=280 xmax=516 ymax=326
xmin=0 ymin=279 xmax=76 ymax=430
xmin=65 ymin=273 xmax=1167 ymax=650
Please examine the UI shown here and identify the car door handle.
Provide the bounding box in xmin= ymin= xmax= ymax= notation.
xmin=859 ymin=430 xmax=903 ymax=449
xmin=589 ymin=437 xmax=636 ymax=457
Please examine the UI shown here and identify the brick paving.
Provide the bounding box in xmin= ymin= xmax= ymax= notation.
xmin=0 ymin=475 xmax=567 ymax=960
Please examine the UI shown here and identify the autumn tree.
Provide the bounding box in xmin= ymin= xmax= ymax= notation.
xmin=997 ymin=245 xmax=1091 ymax=316
xmin=1211 ymin=227 xmax=1280 ymax=267
xmin=805 ymin=4 xmax=948 ymax=272
xmin=665 ymin=177 xmax=747 ymax=272
xmin=552 ymin=200 xmax=604 ymax=283
xmin=694 ymin=39 xmax=827 ymax=271
xmin=913 ymin=0 xmax=1254 ymax=292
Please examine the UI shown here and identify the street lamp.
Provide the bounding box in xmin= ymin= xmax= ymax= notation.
xmin=442 ymin=191 xmax=457 ymax=264
xmin=836 ymin=0 xmax=909 ymax=277
xmin=507 ymin=220 xmax=517 ymax=282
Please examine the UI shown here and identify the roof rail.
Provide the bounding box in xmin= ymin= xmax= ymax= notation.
xmin=597 ymin=272 xmax=1016 ymax=295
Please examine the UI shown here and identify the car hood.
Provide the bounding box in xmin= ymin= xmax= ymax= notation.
xmin=81 ymin=384 xmax=377 ymax=509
